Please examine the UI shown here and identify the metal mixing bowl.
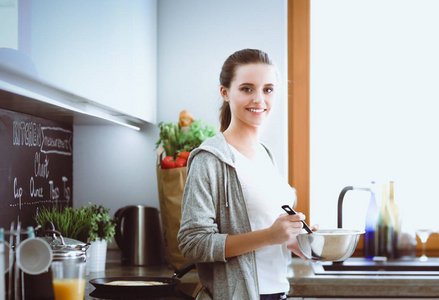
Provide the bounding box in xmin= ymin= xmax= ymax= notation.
xmin=296 ymin=229 xmax=364 ymax=262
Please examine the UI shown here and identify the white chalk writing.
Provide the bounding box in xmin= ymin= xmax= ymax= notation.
xmin=62 ymin=176 xmax=71 ymax=201
xmin=12 ymin=121 xmax=42 ymax=147
xmin=41 ymin=127 xmax=72 ymax=156
xmin=29 ymin=177 xmax=44 ymax=198
xmin=13 ymin=177 xmax=23 ymax=210
xmin=49 ymin=180 xmax=60 ymax=201
xmin=34 ymin=152 xmax=49 ymax=178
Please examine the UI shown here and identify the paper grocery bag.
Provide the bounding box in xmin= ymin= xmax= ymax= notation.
xmin=156 ymin=147 xmax=190 ymax=269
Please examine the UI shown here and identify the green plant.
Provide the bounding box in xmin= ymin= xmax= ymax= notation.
xmin=34 ymin=205 xmax=90 ymax=242
xmin=34 ymin=203 xmax=116 ymax=243
xmin=87 ymin=203 xmax=116 ymax=242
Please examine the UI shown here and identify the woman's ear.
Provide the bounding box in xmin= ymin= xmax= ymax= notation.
xmin=220 ymin=86 xmax=229 ymax=102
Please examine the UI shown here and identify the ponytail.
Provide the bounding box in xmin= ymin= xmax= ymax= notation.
xmin=219 ymin=101 xmax=231 ymax=132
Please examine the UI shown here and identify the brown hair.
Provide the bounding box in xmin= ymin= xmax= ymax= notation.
xmin=219 ymin=49 xmax=274 ymax=132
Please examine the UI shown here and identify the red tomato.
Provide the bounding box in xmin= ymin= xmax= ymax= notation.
xmin=178 ymin=151 xmax=190 ymax=161
xmin=161 ymin=156 xmax=187 ymax=169
xmin=161 ymin=156 xmax=176 ymax=169
xmin=175 ymin=157 xmax=187 ymax=168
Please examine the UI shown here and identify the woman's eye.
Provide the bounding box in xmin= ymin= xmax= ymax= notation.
xmin=265 ymin=88 xmax=273 ymax=93
xmin=241 ymin=87 xmax=252 ymax=92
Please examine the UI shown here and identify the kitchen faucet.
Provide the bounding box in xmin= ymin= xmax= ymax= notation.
xmin=337 ymin=186 xmax=371 ymax=228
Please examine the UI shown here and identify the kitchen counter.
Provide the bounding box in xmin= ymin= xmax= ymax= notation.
xmin=86 ymin=258 xmax=439 ymax=299
xmin=288 ymin=258 xmax=439 ymax=298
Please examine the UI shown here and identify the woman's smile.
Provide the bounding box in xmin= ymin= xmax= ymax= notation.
xmin=247 ymin=107 xmax=267 ymax=114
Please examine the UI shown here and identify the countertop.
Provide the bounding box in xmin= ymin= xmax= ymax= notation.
xmin=85 ymin=258 xmax=439 ymax=299
xmin=288 ymin=258 xmax=439 ymax=298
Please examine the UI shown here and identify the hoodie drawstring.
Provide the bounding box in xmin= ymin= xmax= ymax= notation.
xmin=224 ymin=164 xmax=229 ymax=207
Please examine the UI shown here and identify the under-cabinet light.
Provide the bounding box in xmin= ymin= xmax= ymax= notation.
xmin=0 ymin=80 xmax=141 ymax=131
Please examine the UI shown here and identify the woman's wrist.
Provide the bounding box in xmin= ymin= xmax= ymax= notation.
xmin=224 ymin=229 xmax=273 ymax=258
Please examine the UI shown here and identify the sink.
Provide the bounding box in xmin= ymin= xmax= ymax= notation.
xmin=311 ymin=257 xmax=439 ymax=276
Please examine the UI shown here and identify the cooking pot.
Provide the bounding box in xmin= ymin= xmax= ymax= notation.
xmin=38 ymin=230 xmax=89 ymax=262
xmin=115 ymin=205 xmax=164 ymax=266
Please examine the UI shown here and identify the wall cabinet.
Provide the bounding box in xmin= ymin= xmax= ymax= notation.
xmin=0 ymin=0 xmax=157 ymax=124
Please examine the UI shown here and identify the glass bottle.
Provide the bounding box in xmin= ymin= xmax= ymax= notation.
xmin=364 ymin=181 xmax=379 ymax=258
xmin=375 ymin=184 xmax=395 ymax=259
xmin=388 ymin=181 xmax=401 ymax=258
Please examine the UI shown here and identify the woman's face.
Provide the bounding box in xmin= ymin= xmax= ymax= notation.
xmin=221 ymin=63 xmax=277 ymax=130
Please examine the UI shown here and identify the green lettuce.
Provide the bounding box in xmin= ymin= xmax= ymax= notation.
xmin=156 ymin=119 xmax=217 ymax=157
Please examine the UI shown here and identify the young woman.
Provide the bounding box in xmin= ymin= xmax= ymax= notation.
xmin=178 ymin=49 xmax=313 ymax=300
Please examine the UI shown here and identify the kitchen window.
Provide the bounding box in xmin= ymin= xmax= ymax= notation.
xmin=288 ymin=0 xmax=439 ymax=256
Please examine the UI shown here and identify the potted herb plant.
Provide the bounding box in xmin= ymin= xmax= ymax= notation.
xmin=86 ymin=203 xmax=116 ymax=272
xmin=34 ymin=205 xmax=92 ymax=243
xmin=35 ymin=203 xmax=116 ymax=272
xmin=35 ymin=203 xmax=116 ymax=242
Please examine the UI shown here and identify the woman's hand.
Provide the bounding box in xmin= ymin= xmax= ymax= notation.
xmin=266 ymin=213 xmax=305 ymax=246
xmin=287 ymin=223 xmax=319 ymax=260
xmin=224 ymin=215 xmax=317 ymax=259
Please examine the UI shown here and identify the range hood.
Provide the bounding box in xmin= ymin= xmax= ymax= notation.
xmin=0 ymin=63 xmax=147 ymax=130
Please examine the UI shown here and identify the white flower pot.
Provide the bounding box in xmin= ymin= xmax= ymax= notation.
xmin=87 ymin=238 xmax=107 ymax=273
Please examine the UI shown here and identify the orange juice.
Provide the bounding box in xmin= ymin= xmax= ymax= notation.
xmin=52 ymin=278 xmax=86 ymax=300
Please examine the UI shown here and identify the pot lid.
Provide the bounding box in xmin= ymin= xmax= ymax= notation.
xmin=52 ymin=248 xmax=86 ymax=259
xmin=37 ymin=229 xmax=90 ymax=252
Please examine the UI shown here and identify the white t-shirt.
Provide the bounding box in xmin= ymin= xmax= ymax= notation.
xmin=228 ymin=144 xmax=296 ymax=294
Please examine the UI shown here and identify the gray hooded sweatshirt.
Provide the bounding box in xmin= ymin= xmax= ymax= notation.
xmin=177 ymin=133 xmax=278 ymax=300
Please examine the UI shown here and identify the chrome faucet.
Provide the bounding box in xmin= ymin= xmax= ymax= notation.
xmin=337 ymin=186 xmax=371 ymax=228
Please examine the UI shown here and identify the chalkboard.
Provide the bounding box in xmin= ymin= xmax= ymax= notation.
xmin=0 ymin=108 xmax=73 ymax=229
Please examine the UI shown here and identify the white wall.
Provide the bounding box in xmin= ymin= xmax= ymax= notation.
xmin=73 ymin=123 xmax=159 ymax=215
xmin=73 ymin=0 xmax=289 ymax=216
xmin=310 ymin=0 xmax=439 ymax=232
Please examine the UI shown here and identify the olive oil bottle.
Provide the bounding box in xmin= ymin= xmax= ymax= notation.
xmin=375 ymin=184 xmax=395 ymax=259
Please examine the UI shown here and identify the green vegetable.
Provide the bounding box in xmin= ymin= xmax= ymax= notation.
xmin=178 ymin=120 xmax=217 ymax=152
xmin=156 ymin=122 xmax=181 ymax=157
xmin=156 ymin=119 xmax=217 ymax=157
